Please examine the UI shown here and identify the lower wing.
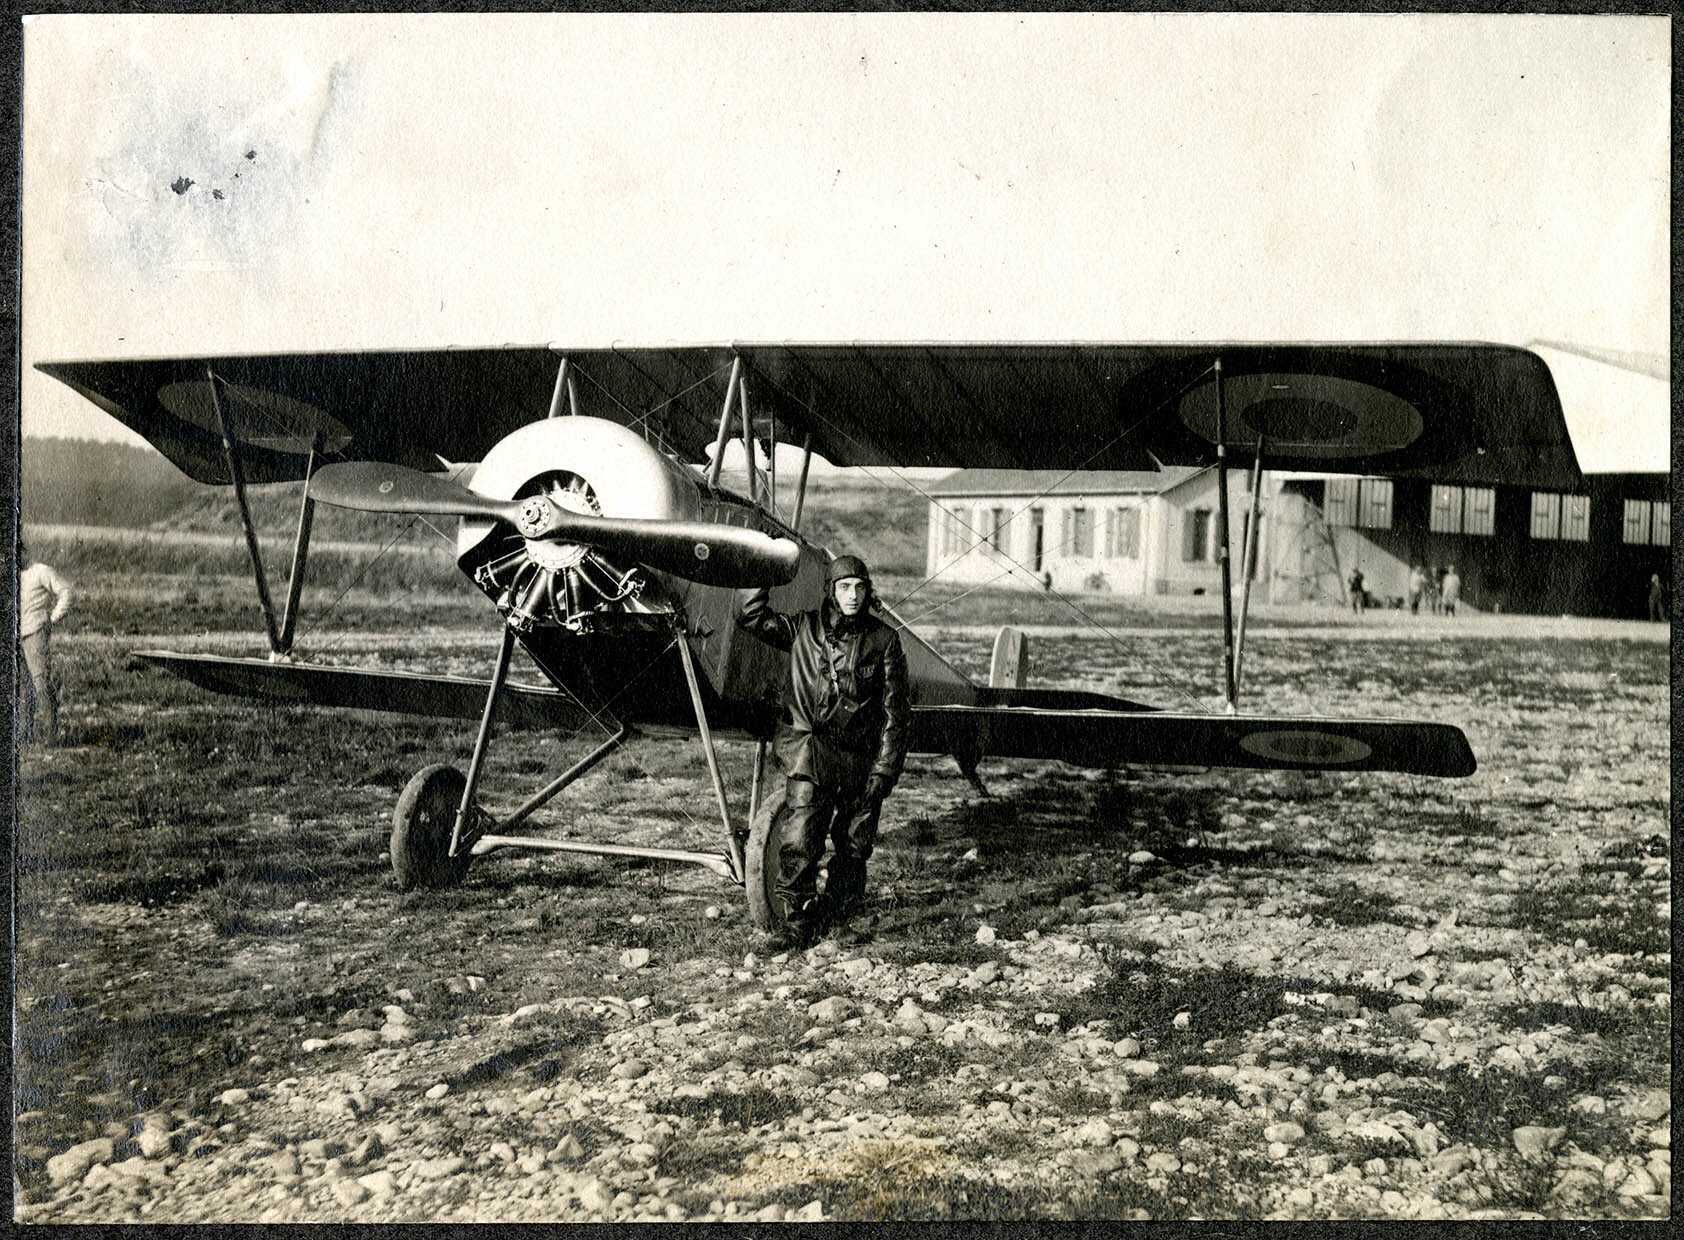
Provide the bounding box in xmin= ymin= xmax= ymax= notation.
xmin=138 ymin=651 xmax=1474 ymax=776
xmin=136 ymin=650 xmax=592 ymax=733
xmin=910 ymin=703 xmax=1474 ymax=777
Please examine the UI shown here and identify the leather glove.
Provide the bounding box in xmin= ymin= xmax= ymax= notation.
xmin=864 ymin=776 xmax=890 ymax=806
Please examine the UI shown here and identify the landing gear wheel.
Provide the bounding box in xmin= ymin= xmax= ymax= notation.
xmin=744 ymin=782 xmax=787 ymax=932
xmin=391 ymin=764 xmax=477 ymax=891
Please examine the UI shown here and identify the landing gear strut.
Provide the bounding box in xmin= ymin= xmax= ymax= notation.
xmin=386 ymin=618 xmax=748 ymax=892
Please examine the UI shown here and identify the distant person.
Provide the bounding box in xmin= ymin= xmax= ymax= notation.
xmin=737 ymin=554 xmax=910 ymax=949
xmin=1348 ymin=567 xmax=1365 ymax=614
xmin=1440 ymin=564 xmax=1461 ymax=616
xmin=17 ymin=540 xmax=72 ymax=747
xmin=1408 ymin=564 xmax=1426 ymax=615
xmin=1428 ymin=564 xmax=1443 ymax=614
xmin=1649 ymin=573 xmax=1667 ymax=622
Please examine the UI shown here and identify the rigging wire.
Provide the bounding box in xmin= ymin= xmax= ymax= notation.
xmin=749 ymin=363 xmax=1221 ymax=713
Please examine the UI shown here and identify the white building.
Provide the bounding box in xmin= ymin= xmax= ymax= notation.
xmin=925 ymin=467 xmax=1272 ymax=597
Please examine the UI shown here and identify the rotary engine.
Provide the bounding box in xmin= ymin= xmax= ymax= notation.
xmin=455 ymin=417 xmax=706 ymax=634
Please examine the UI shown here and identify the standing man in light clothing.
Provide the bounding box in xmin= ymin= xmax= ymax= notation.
xmin=18 ymin=541 xmax=72 ymax=746
xmin=1440 ymin=564 xmax=1461 ymax=617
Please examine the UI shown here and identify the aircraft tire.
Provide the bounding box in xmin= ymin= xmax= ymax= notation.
xmin=391 ymin=764 xmax=476 ymax=891
xmin=743 ymin=782 xmax=787 ymax=931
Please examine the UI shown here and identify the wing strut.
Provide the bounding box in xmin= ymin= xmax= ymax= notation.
xmin=276 ymin=433 xmax=323 ymax=656
xmin=1233 ymin=433 xmax=1267 ymax=699
xmin=1214 ymin=358 xmax=1238 ymax=711
xmin=547 ymin=351 xmax=582 ymax=419
xmin=209 ymin=366 xmax=319 ymax=660
xmin=705 ymin=355 xmax=744 ymax=489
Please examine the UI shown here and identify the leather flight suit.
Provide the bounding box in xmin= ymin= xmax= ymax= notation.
xmin=738 ymin=587 xmax=911 ymax=926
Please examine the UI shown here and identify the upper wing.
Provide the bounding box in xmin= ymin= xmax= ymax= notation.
xmin=38 ymin=341 xmax=1578 ymax=488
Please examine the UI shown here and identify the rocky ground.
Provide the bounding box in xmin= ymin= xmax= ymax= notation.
xmin=13 ymin=612 xmax=1671 ymax=1222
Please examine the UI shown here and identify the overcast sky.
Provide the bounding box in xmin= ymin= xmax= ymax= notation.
xmin=20 ymin=13 xmax=1669 ymax=460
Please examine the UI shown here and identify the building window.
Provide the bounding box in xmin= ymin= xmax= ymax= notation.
xmin=1324 ymin=477 xmax=1357 ymax=526
xmin=987 ymin=506 xmax=1007 ymax=554
xmin=1465 ymin=487 xmax=1495 ymax=536
xmin=1105 ymin=506 xmax=1140 ymax=559
xmin=1561 ymin=495 xmax=1590 ymax=542
xmin=1061 ymin=507 xmax=1095 ymax=557
xmin=1029 ymin=507 xmax=1045 ymax=570
xmin=955 ymin=506 xmax=974 ymax=554
xmin=1325 ymin=477 xmax=1391 ymax=529
xmin=1624 ymin=499 xmax=1649 ymax=544
xmin=940 ymin=506 xmax=965 ymax=555
xmin=1183 ymin=508 xmax=1211 ymax=562
xmin=1070 ymin=507 xmax=1094 ymax=557
xmin=1360 ymin=479 xmax=1393 ymax=529
xmin=1531 ymin=491 xmax=1589 ymax=541
xmin=1625 ymin=499 xmax=1671 ymax=547
xmin=1430 ymin=485 xmax=1462 ymax=533
xmin=1433 ymin=485 xmax=1496 ymax=536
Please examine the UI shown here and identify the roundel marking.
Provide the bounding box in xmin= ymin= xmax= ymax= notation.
xmin=378 ymin=480 xmax=394 ymax=494
xmin=694 ymin=542 xmax=711 ymax=560
xmin=1237 ymin=729 xmax=1373 ymax=766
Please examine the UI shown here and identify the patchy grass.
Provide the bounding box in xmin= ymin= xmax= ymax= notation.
xmin=1508 ymin=883 xmax=1669 ymax=955
xmin=652 ymin=1086 xmax=804 ymax=1129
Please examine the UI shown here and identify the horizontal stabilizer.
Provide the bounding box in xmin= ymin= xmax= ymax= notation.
xmin=135 ymin=651 xmax=586 ymax=732
xmin=911 ymin=705 xmax=1475 ymax=777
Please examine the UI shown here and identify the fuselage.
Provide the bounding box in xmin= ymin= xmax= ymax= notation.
xmin=452 ymin=416 xmax=977 ymax=740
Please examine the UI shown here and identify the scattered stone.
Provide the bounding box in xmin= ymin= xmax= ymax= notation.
xmin=808 ymin=996 xmax=857 ymax=1024
xmin=1617 ymin=1166 xmax=1659 ymax=1198
xmin=621 ymin=948 xmax=652 ymax=971
xmin=1113 ymin=1038 xmax=1142 ymax=1058
xmin=1512 ymin=1126 xmax=1566 ymax=1161
xmin=837 ymin=959 xmax=872 ymax=980
xmin=301 ymin=1038 xmax=331 ymax=1053
xmin=579 ymin=1178 xmax=614 ymax=1213
xmin=704 ymin=905 xmax=722 ymax=920
xmin=357 ymin=1170 xmax=398 ymax=1198
xmin=971 ymin=961 xmax=1001 ymax=984
xmin=425 ymin=1083 xmax=450 ymax=1101
xmin=1072 ymin=1118 xmax=1114 ymax=1147
xmin=415 ymin=1155 xmax=466 ymax=1180
xmin=48 ymin=1138 xmax=115 ymax=1186
xmin=976 ymin=925 xmax=997 ymax=946
xmin=1128 ymin=850 xmax=1157 ymax=865
xmin=1144 ymin=1152 xmax=1181 ymax=1174
xmin=268 ymin=1149 xmax=301 ymax=1177
xmin=549 ymin=1133 xmax=586 ymax=1162
xmin=1264 ymin=1121 xmax=1305 ymax=1145
xmin=334 ymin=1179 xmax=371 ymax=1207
xmin=216 ymin=1088 xmax=252 ymax=1107
xmin=1627 ymin=1088 xmax=1671 ymax=1122
xmin=612 ymin=1060 xmax=649 ymax=1081
xmin=860 ymin=1071 xmax=891 ymax=1092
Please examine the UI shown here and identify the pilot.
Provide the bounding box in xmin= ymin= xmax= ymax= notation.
xmin=737 ymin=553 xmax=910 ymax=948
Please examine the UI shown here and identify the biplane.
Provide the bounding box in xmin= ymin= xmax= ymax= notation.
xmin=36 ymin=343 xmax=1581 ymax=930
